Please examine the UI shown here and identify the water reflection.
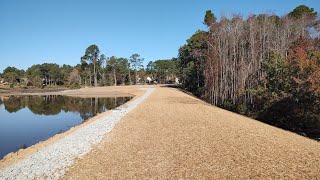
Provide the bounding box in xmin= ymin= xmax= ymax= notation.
xmin=0 ymin=95 xmax=132 ymax=120
xmin=0 ymin=95 xmax=132 ymax=159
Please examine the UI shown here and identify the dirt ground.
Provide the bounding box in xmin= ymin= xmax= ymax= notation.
xmin=63 ymin=86 xmax=320 ymax=179
xmin=0 ymin=86 xmax=139 ymax=97
xmin=0 ymin=86 xmax=68 ymax=95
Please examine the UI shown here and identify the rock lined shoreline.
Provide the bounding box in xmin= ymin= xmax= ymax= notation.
xmin=0 ymin=87 xmax=154 ymax=179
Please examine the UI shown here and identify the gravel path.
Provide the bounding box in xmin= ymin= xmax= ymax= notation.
xmin=0 ymin=87 xmax=154 ymax=179
xmin=65 ymin=87 xmax=320 ymax=179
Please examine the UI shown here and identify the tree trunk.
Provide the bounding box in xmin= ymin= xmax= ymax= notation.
xmin=128 ymin=69 xmax=132 ymax=85
xmin=134 ymin=70 xmax=137 ymax=84
xmin=93 ymin=62 xmax=97 ymax=87
xmin=113 ymin=68 xmax=117 ymax=86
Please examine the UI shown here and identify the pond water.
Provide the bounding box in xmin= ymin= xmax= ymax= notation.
xmin=0 ymin=95 xmax=132 ymax=159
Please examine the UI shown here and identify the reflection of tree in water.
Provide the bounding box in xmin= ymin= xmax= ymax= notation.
xmin=3 ymin=96 xmax=27 ymax=113
xmin=1 ymin=95 xmax=132 ymax=120
xmin=28 ymin=95 xmax=63 ymax=115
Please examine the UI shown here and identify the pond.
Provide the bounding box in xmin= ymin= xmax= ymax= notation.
xmin=0 ymin=95 xmax=132 ymax=159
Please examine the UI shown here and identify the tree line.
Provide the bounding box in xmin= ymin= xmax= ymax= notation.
xmin=178 ymin=5 xmax=320 ymax=139
xmin=0 ymin=46 xmax=179 ymax=88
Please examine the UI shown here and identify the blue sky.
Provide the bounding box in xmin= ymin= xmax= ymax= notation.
xmin=0 ymin=0 xmax=319 ymax=72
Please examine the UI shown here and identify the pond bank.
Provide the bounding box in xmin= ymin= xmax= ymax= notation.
xmin=0 ymin=86 xmax=154 ymax=179
xmin=0 ymin=86 xmax=68 ymax=96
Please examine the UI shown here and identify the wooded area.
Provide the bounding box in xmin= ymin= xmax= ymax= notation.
xmin=0 ymin=47 xmax=178 ymax=88
xmin=178 ymin=5 xmax=320 ymax=139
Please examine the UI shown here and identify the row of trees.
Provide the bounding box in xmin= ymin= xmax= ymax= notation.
xmin=146 ymin=58 xmax=179 ymax=83
xmin=0 ymin=64 xmax=74 ymax=87
xmin=0 ymin=46 xmax=179 ymax=88
xmin=63 ymin=45 xmax=146 ymax=87
xmin=178 ymin=5 xmax=320 ymax=139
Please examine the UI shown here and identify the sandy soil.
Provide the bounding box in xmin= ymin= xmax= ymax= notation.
xmin=0 ymin=86 xmax=68 ymax=96
xmin=0 ymin=85 xmax=147 ymax=169
xmin=0 ymin=86 xmax=140 ymax=97
xmin=64 ymin=86 xmax=320 ymax=179
xmin=23 ymin=86 xmax=138 ymax=97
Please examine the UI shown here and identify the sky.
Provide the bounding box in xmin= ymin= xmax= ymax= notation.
xmin=0 ymin=0 xmax=319 ymax=72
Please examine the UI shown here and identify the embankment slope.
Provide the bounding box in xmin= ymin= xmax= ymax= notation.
xmin=64 ymin=86 xmax=320 ymax=179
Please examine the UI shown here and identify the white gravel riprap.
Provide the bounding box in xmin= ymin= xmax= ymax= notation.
xmin=0 ymin=87 xmax=154 ymax=180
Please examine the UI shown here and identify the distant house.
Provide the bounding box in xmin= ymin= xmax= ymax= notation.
xmin=0 ymin=78 xmax=8 ymax=85
xmin=146 ymin=77 xmax=152 ymax=83
xmin=145 ymin=76 xmax=158 ymax=84
xmin=0 ymin=81 xmax=8 ymax=86
xmin=136 ymin=77 xmax=142 ymax=84
xmin=175 ymin=77 xmax=180 ymax=85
